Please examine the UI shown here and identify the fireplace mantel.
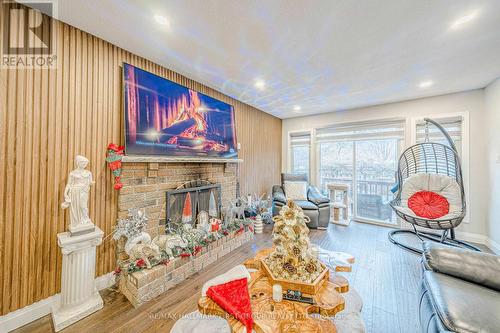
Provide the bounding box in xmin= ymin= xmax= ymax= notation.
xmin=121 ymin=155 xmax=243 ymax=164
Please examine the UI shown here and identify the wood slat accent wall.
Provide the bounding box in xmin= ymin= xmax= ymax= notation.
xmin=0 ymin=4 xmax=281 ymax=315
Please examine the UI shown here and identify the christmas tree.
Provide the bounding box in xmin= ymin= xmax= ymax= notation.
xmin=264 ymin=200 xmax=323 ymax=283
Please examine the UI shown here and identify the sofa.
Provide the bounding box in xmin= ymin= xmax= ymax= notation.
xmin=420 ymin=242 xmax=500 ymax=332
xmin=272 ymin=173 xmax=330 ymax=229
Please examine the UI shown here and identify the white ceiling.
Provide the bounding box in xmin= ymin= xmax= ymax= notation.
xmin=49 ymin=0 xmax=500 ymax=118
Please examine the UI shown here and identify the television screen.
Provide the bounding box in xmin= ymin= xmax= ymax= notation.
xmin=123 ymin=63 xmax=238 ymax=159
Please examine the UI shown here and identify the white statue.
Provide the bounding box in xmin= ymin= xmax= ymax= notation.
xmin=61 ymin=155 xmax=95 ymax=234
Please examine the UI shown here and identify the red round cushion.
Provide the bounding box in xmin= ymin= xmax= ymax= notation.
xmin=408 ymin=191 xmax=449 ymax=219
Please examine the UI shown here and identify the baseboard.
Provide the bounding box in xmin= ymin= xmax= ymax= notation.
xmin=0 ymin=272 xmax=115 ymax=333
xmin=486 ymin=237 xmax=500 ymax=254
xmin=454 ymin=230 xmax=489 ymax=245
xmin=435 ymin=230 xmax=500 ymax=254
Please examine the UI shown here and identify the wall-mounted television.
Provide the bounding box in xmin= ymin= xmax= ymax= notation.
xmin=123 ymin=63 xmax=238 ymax=159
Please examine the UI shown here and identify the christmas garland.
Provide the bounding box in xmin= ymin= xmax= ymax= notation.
xmin=105 ymin=143 xmax=125 ymax=190
xmin=117 ymin=218 xmax=255 ymax=275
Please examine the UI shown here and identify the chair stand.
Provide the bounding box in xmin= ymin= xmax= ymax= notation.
xmin=388 ymin=226 xmax=481 ymax=255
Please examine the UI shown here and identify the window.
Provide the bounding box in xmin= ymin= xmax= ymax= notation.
xmin=289 ymin=132 xmax=311 ymax=179
xmin=413 ymin=114 xmax=469 ymax=222
xmin=316 ymin=119 xmax=405 ymax=224
xmin=416 ymin=116 xmax=463 ymax=156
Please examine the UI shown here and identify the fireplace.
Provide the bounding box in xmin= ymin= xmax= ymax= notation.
xmin=166 ymin=180 xmax=221 ymax=227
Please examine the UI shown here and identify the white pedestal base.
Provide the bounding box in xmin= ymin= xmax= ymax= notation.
xmin=51 ymin=226 xmax=104 ymax=332
xmin=51 ymin=293 xmax=103 ymax=331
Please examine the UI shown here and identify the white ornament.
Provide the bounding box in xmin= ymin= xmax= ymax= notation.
xmin=152 ymin=233 xmax=188 ymax=259
xmin=61 ymin=155 xmax=95 ymax=235
xmin=125 ymin=231 xmax=161 ymax=269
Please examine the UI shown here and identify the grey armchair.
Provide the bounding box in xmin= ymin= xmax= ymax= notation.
xmin=420 ymin=242 xmax=500 ymax=332
xmin=272 ymin=173 xmax=330 ymax=229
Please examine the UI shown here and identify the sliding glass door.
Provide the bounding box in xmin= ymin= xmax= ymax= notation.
xmin=354 ymin=139 xmax=398 ymax=224
xmin=316 ymin=120 xmax=404 ymax=226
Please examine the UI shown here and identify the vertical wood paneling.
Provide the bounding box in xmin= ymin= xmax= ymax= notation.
xmin=0 ymin=3 xmax=281 ymax=315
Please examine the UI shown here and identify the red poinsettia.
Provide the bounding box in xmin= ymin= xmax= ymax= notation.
xmin=180 ymin=252 xmax=191 ymax=258
xmin=136 ymin=258 xmax=146 ymax=267
xmin=113 ymin=267 xmax=122 ymax=275
xmin=194 ymin=245 xmax=203 ymax=254
xmin=235 ymin=226 xmax=245 ymax=235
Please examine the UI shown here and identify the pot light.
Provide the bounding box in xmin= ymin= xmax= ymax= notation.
xmin=254 ymin=79 xmax=265 ymax=90
xmin=154 ymin=15 xmax=170 ymax=27
xmin=450 ymin=11 xmax=478 ymax=30
xmin=418 ymin=80 xmax=434 ymax=88
xmin=293 ymin=105 xmax=302 ymax=111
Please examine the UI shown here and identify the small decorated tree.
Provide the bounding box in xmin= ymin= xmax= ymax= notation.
xmin=264 ymin=200 xmax=323 ymax=283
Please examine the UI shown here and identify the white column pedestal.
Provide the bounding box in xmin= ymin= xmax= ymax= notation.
xmin=51 ymin=226 xmax=104 ymax=332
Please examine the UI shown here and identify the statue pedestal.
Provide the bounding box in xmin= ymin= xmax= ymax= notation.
xmin=51 ymin=226 xmax=104 ymax=332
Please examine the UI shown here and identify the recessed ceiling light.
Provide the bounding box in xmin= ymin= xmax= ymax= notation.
xmin=293 ymin=105 xmax=302 ymax=111
xmin=154 ymin=15 xmax=170 ymax=27
xmin=418 ymin=80 xmax=434 ymax=88
xmin=254 ymin=79 xmax=265 ymax=90
xmin=450 ymin=11 xmax=478 ymax=30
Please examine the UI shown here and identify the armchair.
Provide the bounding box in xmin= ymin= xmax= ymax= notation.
xmin=272 ymin=173 xmax=330 ymax=229
xmin=420 ymin=242 xmax=500 ymax=332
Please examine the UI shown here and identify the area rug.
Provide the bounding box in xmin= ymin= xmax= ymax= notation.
xmin=170 ymin=288 xmax=366 ymax=333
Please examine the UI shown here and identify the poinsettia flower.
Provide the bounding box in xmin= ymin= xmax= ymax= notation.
xmin=113 ymin=267 xmax=122 ymax=275
xmin=180 ymin=252 xmax=191 ymax=258
xmin=136 ymin=258 xmax=146 ymax=267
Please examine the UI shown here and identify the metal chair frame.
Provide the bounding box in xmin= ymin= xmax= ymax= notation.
xmin=388 ymin=118 xmax=481 ymax=254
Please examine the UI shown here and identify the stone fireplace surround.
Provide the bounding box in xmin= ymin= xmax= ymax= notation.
xmin=117 ymin=160 xmax=253 ymax=308
xmin=118 ymin=161 xmax=238 ymax=236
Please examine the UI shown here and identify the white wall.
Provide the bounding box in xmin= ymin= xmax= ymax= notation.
xmin=282 ymin=90 xmax=488 ymax=238
xmin=485 ymin=78 xmax=500 ymax=248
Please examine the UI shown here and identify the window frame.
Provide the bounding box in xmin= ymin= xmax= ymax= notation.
xmin=287 ymin=129 xmax=313 ymax=181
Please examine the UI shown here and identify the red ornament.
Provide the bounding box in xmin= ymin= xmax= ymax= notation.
xmin=206 ymin=278 xmax=253 ymax=333
xmin=136 ymin=258 xmax=146 ymax=267
xmin=408 ymin=190 xmax=449 ymax=219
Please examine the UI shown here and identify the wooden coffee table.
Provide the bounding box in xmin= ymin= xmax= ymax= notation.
xmin=198 ymin=248 xmax=354 ymax=333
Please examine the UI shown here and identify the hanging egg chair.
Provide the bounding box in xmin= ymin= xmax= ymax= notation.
xmin=388 ymin=118 xmax=480 ymax=254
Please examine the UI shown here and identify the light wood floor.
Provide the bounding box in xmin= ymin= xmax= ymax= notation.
xmin=14 ymin=222 xmax=476 ymax=333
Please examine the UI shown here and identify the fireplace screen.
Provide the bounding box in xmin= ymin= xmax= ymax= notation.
xmin=166 ymin=180 xmax=221 ymax=227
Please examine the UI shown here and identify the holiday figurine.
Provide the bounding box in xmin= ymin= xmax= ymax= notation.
xmin=182 ymin=192 xmax=193 ymax=224
xmin=209 ymin=190 xmax=218 ymax=217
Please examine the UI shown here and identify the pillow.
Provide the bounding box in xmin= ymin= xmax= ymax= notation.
xmin=283 ymin=181 xmax=308 ymax=201
xmin=408 ymin=191 xmax=449 ymax=219
xmin=401 ymin=173 xmax=462 ymax=214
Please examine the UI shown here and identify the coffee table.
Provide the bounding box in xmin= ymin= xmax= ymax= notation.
xmin=198 ymin=248 xmax=354 ymax=333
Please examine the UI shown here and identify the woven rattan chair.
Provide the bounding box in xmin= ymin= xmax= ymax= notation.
xmin=388 ymin=118 xmax=480 ymax=254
